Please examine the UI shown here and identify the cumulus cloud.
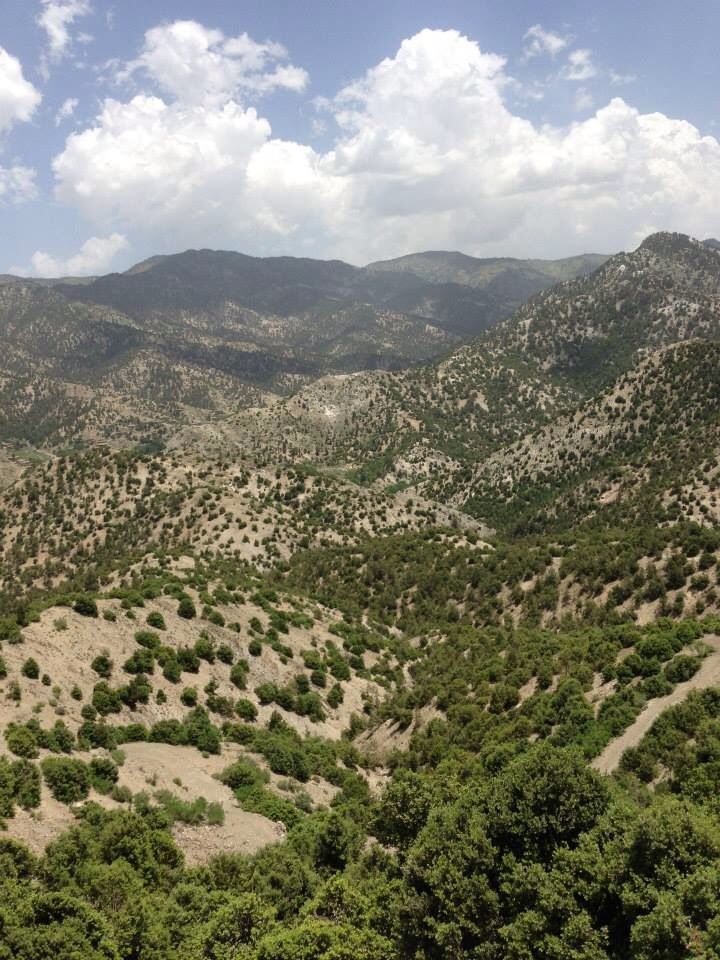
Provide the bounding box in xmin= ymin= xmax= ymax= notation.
xmin=0 ymin=48 xmax=42 ymax=134
xmin=116 ymin=20 xmax=308 ymax=106
xmin=55 ymin=96 xmax=78 ymax=125
xmin=561 ymin=49 xmax=597 ymax=81
xmin=37 ymin=0 xmax=92 ymax=72
xmin=10 ymin=232 xmax=128 ymax=277
xmin=523 ymin=24 xmax=570 ymax=60
xmin=51 ymin=26 xmax=720 ymax=261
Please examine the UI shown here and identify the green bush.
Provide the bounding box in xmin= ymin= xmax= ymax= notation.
xmin=21 ymin=658 xmax=39 ymax=680
xmin=11 ymin=759 xmax=40 ymax=809
xmin=41 ymin=757 xmax=90 ymax=803
xmin=146 ymin=611 xmax=166 ymax=630
xmin=218 ymin=759 xmax=262 ymax=793
xmin=134 ymin=630 xmax=161 ymax=650
xmin=91 ymin=654 xmax=113 ymax=679
xmin=230 ymin=661 xmax=249 ymax=690
xmin=123 ymin=649 xmax=155 ymax=675
xmin=5 ymin=725 xmax=38 ymax=759
xmin=235 ymin=698 xmax=258 ymax=722
xmin=73 ymin=597 xmax=98 ymax=618
xmin=88 ymin=757 xmax=119 ymax=794
xmin=178 ymin=598 xmax=197 ymax=619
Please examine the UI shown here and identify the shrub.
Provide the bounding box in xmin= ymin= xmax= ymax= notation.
xmin=217 ymin=643 xmax=234 ymax=665
xmin=92 ymin=682 xmax=122 ymax=716
xmin=218 ymin=759 xmax=262 ymax=793
xmin=177 ymin=646 xmax=200 ymax=673
xmin=88 ymin=757 xmax=119 ymax=794
xmin=239 ymin=785 xmax=303 ymax=829
xmin=194 ymin=634 xmax=215 ymax=663
xmin=255 ymin=683 xmax=277 ymax=705
xmin=206 ymin=609 xmax=226 ymax=628
xmin=41 ymin=757 xmax=90 ymax=803
xmin=11 ymin=759 xmax=40 ymax=809
xmin=73 ymin=597 xmax=98 ymax=618
xmin=664 ymin=655 xmax=701 ymax=684
xmin=178 ymin=598 xmax=197 ymax=619
xmin=118 ymin=674 xmax=153 ymax=708
xmin=146 ymin=611 xmax=166 ymax=630
xmin=180 ymin=687 xmax=198 ymax=707
xmin=123 ymin=649 xmax=155 ymax=675
xmin=21 ymin=658 xmax=39 ymax=680
xmin=162 ymin=657 xmax=182 ymax=684
xmin=134 ymin=630 xmax=161 ymax=651
xmin=235 ymin=698 xmax=258 ymax=722
xmin=91 ymin=654 xmax=113 ymax=679
xmin=0 ymin=618 xmax=21 ymax=643
xmin=5 ymin=725 xmax=38 ymax=759
xmin=230 ymin=661 xmax=249 ymax=690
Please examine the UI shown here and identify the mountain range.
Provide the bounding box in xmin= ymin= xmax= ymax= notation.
xmin=0 ymin=247 xmax=605 ymax=447
xmin=4 ymin=231 xmax=720 ymax=958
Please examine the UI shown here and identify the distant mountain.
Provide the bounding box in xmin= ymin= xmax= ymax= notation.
xmin=367 ymin=249 xmax=607 ymax=287
xmin=214 ymin=232 xmax=720 ymax=498
xmin=0 ymin=244 xmax=607 ymax=447
xmin=366 ymin=250 xmax=608 ymax=334
xmin=54 ymin=246 xmax=608 ymax=340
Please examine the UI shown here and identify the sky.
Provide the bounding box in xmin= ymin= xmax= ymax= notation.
xmin=0 ymin=0 xmax=719 ymax=275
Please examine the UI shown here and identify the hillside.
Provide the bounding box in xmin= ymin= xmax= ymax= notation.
xmin=5 ymin=232 xmax=720 ymax=958
xmin=0 ymin=245 xmax=604 ymax=450
xmin=368 ymin=249 xmax=607 ymax=316
xmin=448 ymin=338 xmax=720 ymax=532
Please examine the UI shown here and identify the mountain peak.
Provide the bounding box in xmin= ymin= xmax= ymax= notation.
xmin=637 ymin=231 xmax=698 ymax=255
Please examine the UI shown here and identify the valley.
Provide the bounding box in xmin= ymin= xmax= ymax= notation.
xmin=2 ymin=232 xmax=720 ymax=958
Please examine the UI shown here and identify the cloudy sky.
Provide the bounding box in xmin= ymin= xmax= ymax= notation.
xmin=1 ymin=0 xmax=719 ymax=275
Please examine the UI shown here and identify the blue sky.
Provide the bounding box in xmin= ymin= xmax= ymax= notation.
xmin=0 ymin=0 xmax=719 ymax=274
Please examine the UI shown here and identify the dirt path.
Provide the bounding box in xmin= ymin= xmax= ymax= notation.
xmin=592 ymin=636 xmax=720 ymax=774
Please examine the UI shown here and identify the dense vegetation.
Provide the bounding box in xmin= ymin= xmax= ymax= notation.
xmin=3 ymin=741 xmax=720 ymax=958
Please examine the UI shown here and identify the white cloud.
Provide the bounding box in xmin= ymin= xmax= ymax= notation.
xmin=116 ymin=20 xmax=308 ymax=107
xmin=574 ymin=88 xmax=594 ymax=112
xmin=37 ymin=0 xmax=92 ymax=72
xmin=55 ymin=96 xmax=78 ymax=125
xmin=10 ymin=232 xmax=128 ymax=277
xmin=523 ymin=24 xmax=570 ymax=59
xmin=0 ymin=165 xmax=37 ymax=205
xmin=0 ymin=48 xmax=42 ymax=134
xmin=610 ymin=70 xmax=638 ymax=86
xmin=51 ymin=26 xmax=720 ymax=261
xmin=561 ymin=49 xmax=597 ymax=81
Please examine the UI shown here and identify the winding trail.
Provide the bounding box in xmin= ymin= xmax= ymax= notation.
xmin=592 ymin=635 xmax=720 ymax=774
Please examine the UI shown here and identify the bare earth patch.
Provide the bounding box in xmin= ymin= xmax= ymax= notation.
xmin=592 ymin=635 xmax=720 ymax=774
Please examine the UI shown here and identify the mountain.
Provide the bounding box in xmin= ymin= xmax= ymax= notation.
xmin=221 ymin=232 xmax=720 ymax=480
xmin=0 ymin=244 xmax=607 ymax=450
xmin=4 ymin=232 xmax=720 ymax=957
xmin=367 ymin=248 xmax=607 ymax=287
xmin=458 ymin=338 xmax=720 ymax=531
xmin=493 ymin=231 xmax=720 ymax=388
xmin=62 ymin=247 xmax=608 ymax=338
